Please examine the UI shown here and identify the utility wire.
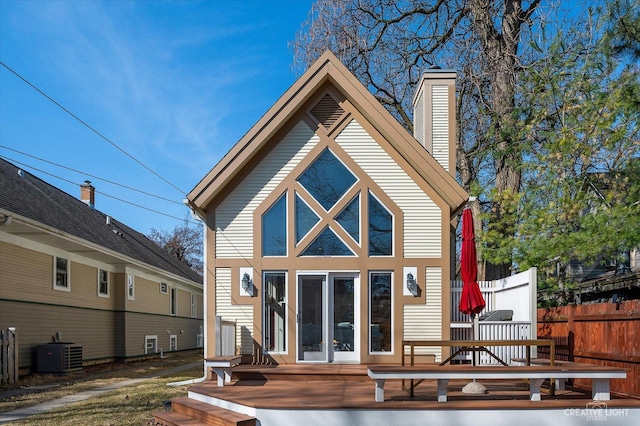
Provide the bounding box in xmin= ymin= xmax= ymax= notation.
xmin=1 ymin=155 xmax=197 ymax=224
xmin=0 ymin=146 xmax=183 ymax=205
xmin=0 ymin=61 xmax=186 ymax=195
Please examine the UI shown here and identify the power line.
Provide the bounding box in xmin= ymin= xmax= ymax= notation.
xmin=1 ymin=155 xmax=197 ymax=224
xmin=0 ymin=61 xmax=186 ymax=195
xmin=0 ymin=146 xmax=183 ymax=205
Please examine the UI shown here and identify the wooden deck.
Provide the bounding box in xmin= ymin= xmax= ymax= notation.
xmin=184 ymin=364 xmax=640 ymax=426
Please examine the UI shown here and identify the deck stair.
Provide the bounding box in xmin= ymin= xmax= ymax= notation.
xmin=153 ymin=397 xmax=255 ymax=426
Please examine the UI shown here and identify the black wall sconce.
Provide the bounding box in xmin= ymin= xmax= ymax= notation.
xmin=406 ymin=272 xmax=418 ymax=296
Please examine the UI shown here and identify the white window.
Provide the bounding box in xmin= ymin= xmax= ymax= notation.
xmin=170 ymin=335 xmax=178 ymax=352
xmin=160 ymin=282 xmax=168 ymax=294
xmin=54 ymin=256 xmax=70 ymax=291
xmin=144 ymin=335 xmax=158 ymax=354
xmin=98 ymin=269 xmax=109 ymax=297
xmin=170 ymin=287 xmax=177 ymax=316
xmin=127 ymin=274 xmax=135 ymax=300
xmin=191 ymin=293 xmax=197 ymax=318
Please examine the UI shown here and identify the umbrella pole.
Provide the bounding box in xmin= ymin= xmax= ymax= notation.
xmin=462 ymin=313 xmax=487 ymax=394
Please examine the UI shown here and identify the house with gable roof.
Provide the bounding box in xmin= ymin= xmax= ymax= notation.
xmin=0 ymin=158 xmax=203 ymax=374
xmin=186 ymin=51 xmax=468 ymax=366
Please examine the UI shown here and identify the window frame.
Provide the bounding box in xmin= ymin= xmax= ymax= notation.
xmin=53 ymin=256 xmax=70 ymax=292
xmin=127 ymin=274 xmax=135 ymax=300
xmin=170 ymin=287 xmax=177 ymax=316
xmin=368 ymin=271 xmax=394 ymax=355
xmin=191 ymin=293 xmax=197 ymax=318
xmin=97 ymin=269 xmax=109 ymax=297
xmin=263 ymin=271 xmax=288 ymax=354
xmin=144 ymin=335 xmax=158 ymax=354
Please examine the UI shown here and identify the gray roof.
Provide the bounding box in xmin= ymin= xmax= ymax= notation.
xmin=0 ymin=158 xmax=202 ymax=285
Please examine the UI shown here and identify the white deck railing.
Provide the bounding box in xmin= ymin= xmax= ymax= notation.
xmin=450 ymin=268 xmax=538 ymax=365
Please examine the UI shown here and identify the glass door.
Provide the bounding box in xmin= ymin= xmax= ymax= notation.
xmin=298 ymin=275 xmax=327 ymax=362
xmin=331 ymin=275 xmax=358 ymax=362
xmin=297 ymin=273 xmax=359 ymax=363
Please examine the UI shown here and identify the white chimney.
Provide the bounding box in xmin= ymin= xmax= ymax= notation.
xmin=412 ymin=67 xmax=457 ymax=176
xmin=80 ymin=180 xmax=95 ymax=208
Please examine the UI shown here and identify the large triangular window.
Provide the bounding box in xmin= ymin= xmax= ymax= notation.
xmin=297 ymin=148 xmax=356 ymax=211
xmin=261 ymin=143 xmax=394 ymax=258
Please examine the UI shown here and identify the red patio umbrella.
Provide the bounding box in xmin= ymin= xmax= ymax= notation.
xmin=459 ymin=207 xmax=486 ymax=315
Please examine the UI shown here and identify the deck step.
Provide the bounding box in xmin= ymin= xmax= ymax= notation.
xmin=153 ymin=410 xmax=203 ymax=426
xmin=170 ymin=397 xmax=256 ymax=426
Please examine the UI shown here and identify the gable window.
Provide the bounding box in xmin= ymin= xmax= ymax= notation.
xmin=298 ymin=148 xmax=356 ymax=211
xmin=260 ymin=145 xmax=396 ymax=259
xmin=170 ymin=287 xmax=177 ymax=316
xmin=98 ymin=269 xmax=109 ymax=297
xmin=368 ymin=192 xmax=393 ymax=256
xmin=369 ymin=271 xmax=392 ymax=353
xmin=127 ymin=274 xmax=135 ymax=300
xmin=54 ymin=256 xmax=70 ymax=291
xmin=262 ymin=193 xmax=287 ymax=256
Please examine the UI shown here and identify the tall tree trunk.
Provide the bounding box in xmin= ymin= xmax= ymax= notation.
xmin=469 ymin=0 xmax=534 ymax=279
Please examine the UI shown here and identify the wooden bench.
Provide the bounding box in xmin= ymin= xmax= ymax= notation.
xmin=204 ymin=355 xmax=242 ymax=386
xmin=511 ymin=357 xmax=594 ymax=391
xmin=367 ymin=364 xmax=627 ymax=403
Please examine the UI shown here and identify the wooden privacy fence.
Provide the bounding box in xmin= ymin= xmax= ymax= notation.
xmin=538 ymin=299 xmax=640 ymax=397
xmin=1 ymin=327 xmax=18 ymax=385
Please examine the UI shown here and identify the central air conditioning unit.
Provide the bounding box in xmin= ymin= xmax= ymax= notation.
xmin=37 ymin=343 xmax=83 ymax=373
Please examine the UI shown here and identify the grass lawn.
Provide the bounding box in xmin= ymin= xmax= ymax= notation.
xmin=0 ymin=350 xmax=203 ymax=425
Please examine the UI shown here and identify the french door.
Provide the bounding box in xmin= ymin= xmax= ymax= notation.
xmin=297 ymin=272 xmax=359 ymax=363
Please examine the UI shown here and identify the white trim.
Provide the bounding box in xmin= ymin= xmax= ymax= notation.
xmin=169 ymin=335 xmax=178 ymax=352
xmin=144 ymin=335 xmax=158 ymax=354
xmin=402 ymin=266 xmax=418 ymax=297
xmin=170 ymin=286 xmax=177 ymax=316
xmin=239 ymin=267 xmax=254 ymax=297
xmin=127 ymin=273 xmax=135 ymax=300
xmin=53 ymin=256 xmax=70 ymax=292
xmin=191 ymin=293 xmax=197 ymax=318
xmin=97 ymin=268 xmax=110 ymax=298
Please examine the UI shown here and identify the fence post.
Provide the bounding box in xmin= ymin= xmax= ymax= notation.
xmin=1 ymin=328 xmax=18 ymax=385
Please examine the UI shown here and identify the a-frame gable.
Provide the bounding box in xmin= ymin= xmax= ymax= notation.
xmin=187 ymin=50 xmax=467 ymax=217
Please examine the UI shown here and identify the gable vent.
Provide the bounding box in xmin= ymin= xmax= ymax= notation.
xmin=311 ymin=94 xmax=344 ymax=129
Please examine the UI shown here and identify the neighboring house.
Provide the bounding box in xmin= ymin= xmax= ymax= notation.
xmin=186 ymin=51 xmax=468 ymax=365
xmin=0 ymin=158 xmax=204 ymax=374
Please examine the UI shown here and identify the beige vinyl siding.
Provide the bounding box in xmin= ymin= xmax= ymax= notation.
xmin=403 ymin=267 xmax=443 ymax=361
xmin=216 ymin=121 xmax=319 ymax=258
xmin=1 ymin=242 xmax=52 ymax=301
xmin=215 ymin=267 xmax=253 ymax=354
xmin=127 ymin=275 xmax=167 ymax=314
xmin=123 ymin=311 xmax=203 ymax=357
xmin=335 ymin=120 xmax=441 ymax=258
xmin=177 ymin=288 xmax=192 ymax=317
xmin=0 ymin=299 xmax=116 ymax=370
xmin=431 ymin=85 xmax=450 ymax=172
xmin=68 ymin=262 xmax=114 ymax=309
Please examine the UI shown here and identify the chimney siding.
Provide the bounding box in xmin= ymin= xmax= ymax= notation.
xmin=412 ymin=70 xmax=457 ymax=176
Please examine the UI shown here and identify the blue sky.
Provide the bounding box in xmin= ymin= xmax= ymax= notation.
xmin=0 ymin=0 xmax=315 ymax=235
